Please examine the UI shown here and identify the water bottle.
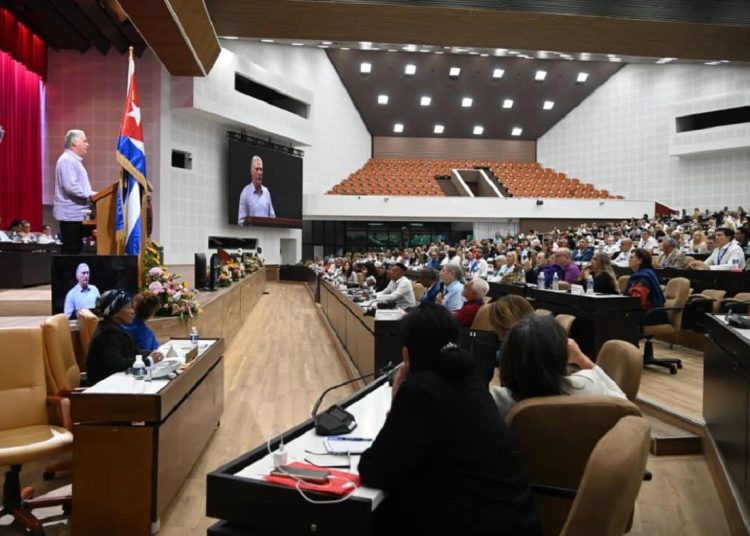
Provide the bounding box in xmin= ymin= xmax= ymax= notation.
xmin=132 ymin=355 xmax=146 ymax=380
xmin=586 ymin=275 xmax=595 ymax=295
xmin=732 ymin=258 xmax=741 ymax=272
xmin=190 ymin=326 xmax=199 ymax=343
xmin=537 ymin=272 xmax=545 ymax=290
xmin=552 ymin=272 xmax=560 ymax=291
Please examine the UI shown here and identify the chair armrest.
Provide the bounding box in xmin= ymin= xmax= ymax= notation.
xmin=688 ymin=294 xmax=715 ymax=302
xmin=530 ymin=483 xmax=578 ymax=500
xmin=47 ymin=396 xmax=73 ymax=431
xmin=58 ymin=387 xmax=86 ymax=398
xmin=643 ymin=306 xmax=684 ymax=320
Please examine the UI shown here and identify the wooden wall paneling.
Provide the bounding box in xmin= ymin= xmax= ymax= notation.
xmin=373 ymin=137 xmax=536 ymax=161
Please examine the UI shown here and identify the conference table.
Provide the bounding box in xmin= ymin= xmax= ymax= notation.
xmin=206 ymin=375 xmax=391 ymax=535
xmin=70 ymin=338 xmax=225 ymax=535
xmin=319 ymin=279 xmax=403 ymax=377
xmin=489 ymin=282 xmax=641 ymax=359
xmin=0 ymin=242 xmax=58 ymax=287
xmin=704 ymin=314 xmax=750 ymax=511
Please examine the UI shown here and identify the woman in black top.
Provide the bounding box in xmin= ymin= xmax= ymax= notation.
xmin=358 ymin=304 xmax=540 ymax=535
xmin=86 ymin=289 xmax=164 ymax=385
xmin=580 ymin=251 xmax=619 ymax=294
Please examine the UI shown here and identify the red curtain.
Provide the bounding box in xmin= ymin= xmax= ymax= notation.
xmin=0 ymin=8 xmax=46 ymax=80
xmin=0 ymin=51 xmax=43 ymax=230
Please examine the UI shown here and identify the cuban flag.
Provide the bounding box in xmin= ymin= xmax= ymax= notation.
xmin=116 ymin=47 xmax=147 ymax=256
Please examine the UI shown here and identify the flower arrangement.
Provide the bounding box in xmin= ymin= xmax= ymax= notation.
xmin=142 ymin=240 xmax=201 ymax=319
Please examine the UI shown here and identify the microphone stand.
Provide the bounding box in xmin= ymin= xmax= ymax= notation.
xmin=311 ymin=362 xmax=395 ymax=436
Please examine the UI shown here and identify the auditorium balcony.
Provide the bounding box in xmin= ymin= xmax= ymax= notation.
xmin=326 ymin=158 xmax=623 ymax=199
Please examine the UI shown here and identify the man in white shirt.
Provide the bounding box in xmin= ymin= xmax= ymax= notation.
xmin=238 ymin=156 xmax=276 ymax=224
xmin=436 ymin=264 xmax=465 ymax=312
xmin=63 ymin=262 xmax=100 ymax=318
xmin=612 ymin=238 xmax=634 ymax=267
xmin=689 ymin=227 xmax=745 ymax=271
xmin=638 ymin=229 xmax=658 ymax=252
xmin=373 ymin=263 xmax=416 ymax=309
xmin=468 ymin=249 xmax=489 ymax=279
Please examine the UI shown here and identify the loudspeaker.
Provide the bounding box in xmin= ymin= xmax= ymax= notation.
xmin=208 ymin=253 xmax=220 ymax=290
xmin=194 ymin=253 xmax=208 ymax=290
xmin=536 ymin=199 xmax=544 ymax=206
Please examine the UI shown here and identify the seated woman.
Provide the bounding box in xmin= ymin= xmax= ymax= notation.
xmin=340 ymin=260 xmax=358 ymax=284
xmin=358 ymin=304 xmax=540 ymax=535
xmin=491 ymin=314 xmax=626 ymax=418
xmin=579 ymin=251 xmax=619 ymax=294
xmin=123 ymin=290 xmax=161 ymax=352
xmin=624 ymin=248 xmax=668 ymax=325
xmin=488 ymin=294 xmax=535 ymax=341
xmin=87 ymin=290 xmax=163 ymax=385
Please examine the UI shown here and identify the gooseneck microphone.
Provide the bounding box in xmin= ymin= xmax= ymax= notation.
xmin=311 ymin=362 xmax=395 ymax=436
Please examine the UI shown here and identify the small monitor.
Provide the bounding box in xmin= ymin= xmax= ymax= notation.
xmin=194 ymin=253 xmax=208 ymax=290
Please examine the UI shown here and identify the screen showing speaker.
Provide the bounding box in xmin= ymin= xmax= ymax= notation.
xmin=227 ymin=137 xmax=303 ymax=227
xmin=51 ymin=255 xmax=139 ymax=318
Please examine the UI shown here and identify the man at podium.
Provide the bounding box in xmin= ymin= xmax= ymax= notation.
xmin=54 ymin=129 xmax=96 ymax=254
xmin=238 ymin=155 xmax=276 ymax=224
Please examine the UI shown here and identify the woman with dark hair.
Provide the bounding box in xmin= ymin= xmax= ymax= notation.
xmin=359 ymin=304 xmax=540 ymax=535
xmin=123 ymin=290 xmax=161 ymax=352
xmin=624 ymin=248 xmax=668 ymax=325
xmin=491 ymin=315 xmax=625 ymax=418
xmin=341 ymin=260 xmax=358 ymax=284
xmin=87 ymin=289 xmax=163 ymax=385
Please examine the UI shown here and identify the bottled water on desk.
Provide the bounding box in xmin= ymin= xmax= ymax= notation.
xmin=552 ymin=272 xmax=560 ymax=291
xmin=190 ymin=326 xmax=199 ymax=343
xmin=537 ymin=272 xmax=545 ymax=290
xmin=586 ymin=275 xmax=595 ymax=295
xmin=132 ymin=355 xmax=146 ymax=380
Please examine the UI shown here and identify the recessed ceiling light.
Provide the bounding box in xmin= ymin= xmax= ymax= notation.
xmin=291 ymin=42 xmax=304 ymax=47
xmin=492 ymin=68 xmax=505 ymax=79
xmin=535 ymin=70 xmax=547 ymax=81
xmin=435 ymin=51 xmax=445 ymax=55
xmin=420 ymin=49 xmax=431 ymax=53
xmin=704 ymin=61 xmax=722 ymax=65
xmin=507 ymin=50 xmax=518 ymax=55
xmin=434 ymin=124 xmax=445 ymax=134
xmin=449 ymin=67 xmax=461 ymax=78
xmin=360 ymin=62 xmax=372 ymax=74
xmin=317 ymin=45 xmax=328 ymax=49
xmin=655 ymin=57 xmax=676 ymax=64
xmin=222 ymin=36 xmax=239 ymax=40
xmin=321 ymin=41 xmax=333 ymax=45
xmin=393 ymin=123 xmax=404 ymax=133
xmin=420 ymin=96 xmax=432 ymax=106
xmin=377 ymin=94 xmax=389 ymax=105
xmin=511 ymin=127 xmax=523 ymax=136
xmin=260 ymin=39 xmax=274 ymax=43
xmin=462 ymin=97 xmax=473 ymax=107
xmin=576 ymin=72 xmax=589 ymax=83
xmin=495 ymin=48 xmax=507 ymax=56
xmin=403 ymin=44 xmax=418 ymax=52
xmin=543 ymin=100 xmax=555 ymax=110
xmin=341 ymin=47 xmax=350 ymax=51
xmin=502 ymin=99 xmax=514 ymax=109
xmin=609 ymin=57 xmax=622 ymax=62
xmin=468 ymin=51 xmax=479 ymax=55
xmin=387 ymin=49 xmax=397 ymax=52
xmin=480 ymin=53 xmax=489 ymax=57
xmin=404 ymin=64 xmax=417 ymax=75
xmin=360 ymin=41 xmax=372 ymax=48
xmin=473 ymin=125 xmax=484 ymax=135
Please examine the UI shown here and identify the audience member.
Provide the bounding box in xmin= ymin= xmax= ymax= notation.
xmin=87 ymin=290 xmax=164 ymax=385
xmin=123 ymin=291 xmax=161 ymax=352
xmin=580 ymin=251 xmax=619 ymax=294
xmin=625 ymin=249 xmax=668 ymax=325
xmin=637 ymin=229 xmax=658 ymax=252
xmin=359 ymin=304 xmax=541 ymax=535
xmin=455 ymin=278 xmax=489 ymax=327
xmin=656 ymin=237 xmax=689 ymax=269
xmin=418 ymin=268 xmax=441 ymax=304
xmin=572 ymin=238 xmax=594 ymax=263
xmin=491 ymin=314 xmax=625 ymax=418
xmin=550 ymin=248 xmax=580 ymax=283
xmin=435 ymin=264 xmax=465 ymax=312
xmin=371 ymin=263 xmax=416 ymax=309
xmin=612 ymin=238 xmax=635 ymax=267
xmin=689 ymin=227 xmax=745 ymax=271
xmin=467 ymin=248 xmax=489 ymax=279
xmin=689 ymin=230 xmax=708 ymax=253
xmin=0 ymin=217 xmax=10 ymax=242
xmin=488 ymin=295 xmax=535 ymax=341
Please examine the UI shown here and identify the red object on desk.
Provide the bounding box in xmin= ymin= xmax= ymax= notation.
xmin=264 ymin=461 xmax=361 ymax=495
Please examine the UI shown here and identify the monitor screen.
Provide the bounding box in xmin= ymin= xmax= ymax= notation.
xmin=51 ymin=255 xmax=139 ymax=318
xmin=227 ymin=137 xmax=303 ymax=227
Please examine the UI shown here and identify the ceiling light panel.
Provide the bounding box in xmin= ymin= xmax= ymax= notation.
xmin=502 ymin=99 xmax=514 ymax=109
xmin=535 ymin=70 xmax=547 ymax=81
xmin=473 ymin=125 xmax=484 ymax=135
xmin=360 ymin=62 xmax=371 ymax=74
xmin=511 ymin=127 xmax=523 ymax=136
xmin=420 ymin=96 xmax=432 ymax=106
xmin=404 ymin=64 xmax=417 ymax=75
xmin=462 ymin=97 xmax=473 ymax=107
xmin=434 ymin=124 xmax=445 ymax=134
xmin=492 ymin=68 xmax=505 ymax=79
xmin=393 ymin=123 xmax=404 ymax=133
xmin=377 ymin=94 xmax=389 ymax=105
xmin=449 ymin=67 xmax=461 ymax=77
xmin=543 ymin=100 xmax=555 ymax=110
xmin=576 ymin=72 xmax=589 ymax=83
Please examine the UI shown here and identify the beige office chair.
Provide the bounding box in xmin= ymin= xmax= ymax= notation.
xmin=0 ymin=327 xmax=73 ymax=534
xmin=534 ymin=308 xmax=553 ymax=317
xmin=506 ymin=395 xmax=642 ymax=536
xmin=555 ymin=314 xmax=576 ymax=335
xmin=687 ymin=289 xmax=726 ymax=314
xmin=470 ymin=303 xmax=494 ymax=331
xmin=641 ymin=277 xmax=690 ymax=374
xmin=412 ymin=281 xmax=426 ymax=302
xmin=76 ymin=308 xmax=99 ymax=370
xmin=560 ymin=416 xmax=651 ymax=536
xmin=596 ymin=340 xmax=643 ymax=401
xmin=719 ymin=292 xmax=750 ymax=314
xmin=617 ymin=275 xmax=630 ymax=294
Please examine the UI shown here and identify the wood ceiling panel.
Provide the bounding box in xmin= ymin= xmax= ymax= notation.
xmin=72 ymin=0 xmax=130 ymax=53
xmin=51 ymin=0 xmax=110 ymax=53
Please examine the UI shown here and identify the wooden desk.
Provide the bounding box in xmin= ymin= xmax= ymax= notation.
xmin=0 ymin=243 xmax=58 ymax=287
xmin=704 ymin=315 xmax=750 ymax=511
xmin=70 ymin=339 xmax=225 ymax=535
xmin=319 ymin=280 xmax=402 ymax=377
xmin=206 ymin=376 xmax=390 ymax=536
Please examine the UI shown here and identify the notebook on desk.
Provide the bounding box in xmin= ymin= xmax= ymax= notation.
xmin=324 ymin=437 xmax=373 ymax=454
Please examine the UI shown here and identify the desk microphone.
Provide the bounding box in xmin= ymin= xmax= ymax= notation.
xmin=726 ymin=300 xmax=750 ymax=329
xmin=311 ymin=362 xmax=395 ymax=436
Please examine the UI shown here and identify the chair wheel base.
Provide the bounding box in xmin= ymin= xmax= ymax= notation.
xmin=669 ymin=366 xmax=678 ymax=375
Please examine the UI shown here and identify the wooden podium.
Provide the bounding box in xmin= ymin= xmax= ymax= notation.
xmin=91 ymin=181 xmax=147 ymax=283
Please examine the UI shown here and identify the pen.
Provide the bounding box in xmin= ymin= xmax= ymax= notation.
xmin=329 ymin=436 xmax=372 ymax=441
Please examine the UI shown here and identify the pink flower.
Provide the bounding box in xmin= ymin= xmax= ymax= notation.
xmin=149 ymin=281 xmax=163 ymax=293
xmin=149 ymin=267 xmax=162 ymax=277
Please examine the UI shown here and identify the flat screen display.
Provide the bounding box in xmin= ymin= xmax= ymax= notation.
xmin=51 ymin=255 xmax=139 ymax=318
xmin=227 ymin=138 xmax=303 ymax=227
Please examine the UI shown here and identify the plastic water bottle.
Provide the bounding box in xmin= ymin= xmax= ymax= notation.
xmin=537 ymin=272 xmax=545 ymax=290
xmin=132 ymin=355 xmax=146 ymax=380
xmin=586 ymin=275 xmax=595 ymax=295
xmin=732 ymin=258 xmax=741 ymax=272
xmin=552 ymin=272 xmax=560 ymax=291
xmin=190 ymin=326 xmax=199 ymax=343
